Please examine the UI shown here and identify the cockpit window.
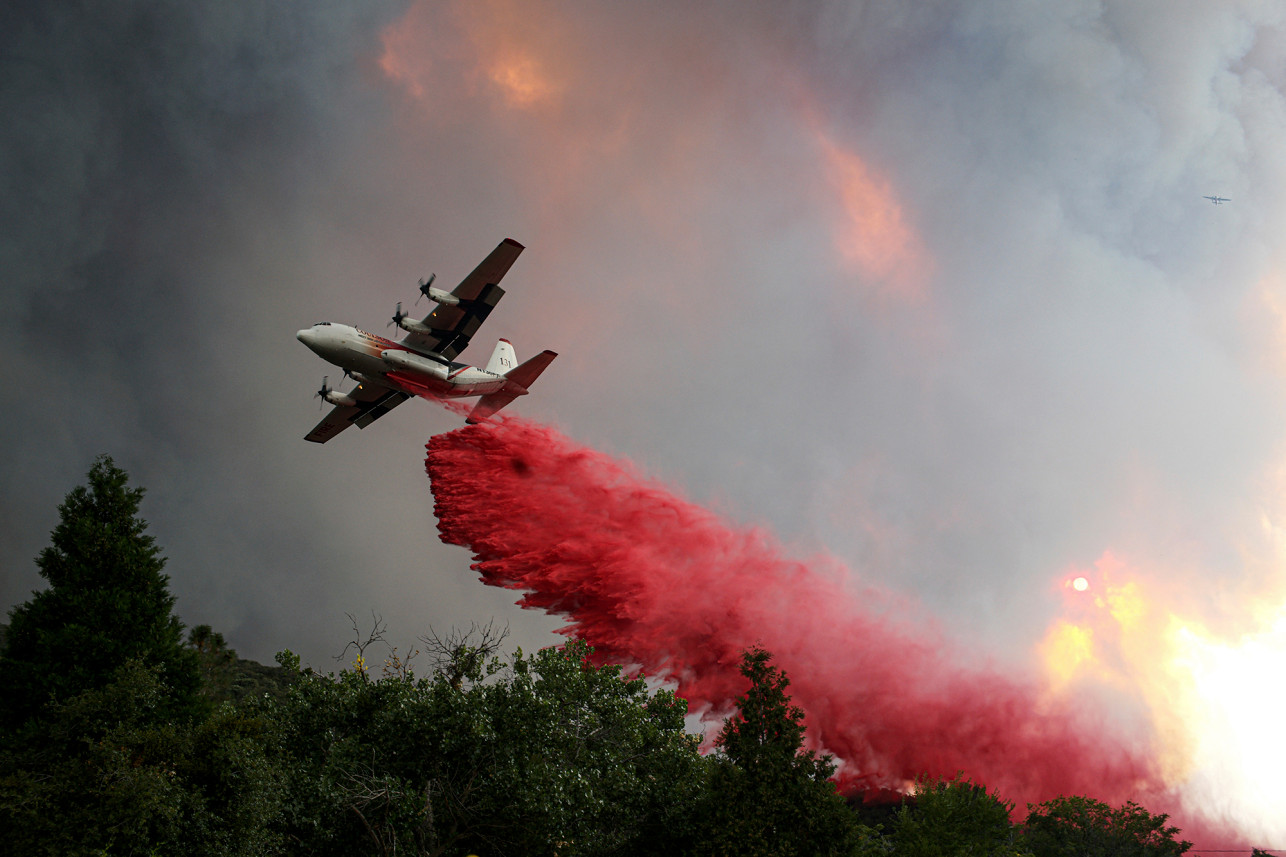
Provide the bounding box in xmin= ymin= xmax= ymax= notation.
xmin=312 ymin=321 xmax=331 ymax=326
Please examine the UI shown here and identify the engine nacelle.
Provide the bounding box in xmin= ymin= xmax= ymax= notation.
xmin=422 ymin=285 xmax=460 ymax=307
xmin=381 ymin=348 xmax=450 ymax=379
xmin=396 ymin=317 xmax=435 ymax=335
xmin=324 ymin=390 xmax=357 ymax=407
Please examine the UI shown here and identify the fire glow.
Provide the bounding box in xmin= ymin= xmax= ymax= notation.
xmin=1039 ymin=554 xmax=1286 ymax=843
xmin=812 ymin=128 xmax=933 ymax=302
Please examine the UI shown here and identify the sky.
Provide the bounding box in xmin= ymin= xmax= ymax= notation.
xmin=4 ymin=0 xmax=1286 ymax=841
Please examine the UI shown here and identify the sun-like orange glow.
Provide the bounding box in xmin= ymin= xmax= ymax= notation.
xmin=1072 ymin=575 xmax=1089 ymax=591
xmin=812 ymin=129 xmax=933 ymax=303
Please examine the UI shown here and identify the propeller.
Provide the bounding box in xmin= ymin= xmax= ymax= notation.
xmin=415 ymin=273 xmax=437 ymax=305
xmin=388 ymin=301 xmax=408 ymax=331
xmin=314 ymin=376 xmax=332 ymax=409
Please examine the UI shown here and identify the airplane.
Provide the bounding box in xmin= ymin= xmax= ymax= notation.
xmin=1204 ymin=195 xmax=1230 ymax=205
xmin=296 ymin=238 xmax=557 ymax=443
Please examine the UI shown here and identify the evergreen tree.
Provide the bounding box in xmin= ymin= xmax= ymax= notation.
xmin=0 ymin=455 xmax=200 ymax=731
xmin=690 ymin=646 xmax=863 ymax=857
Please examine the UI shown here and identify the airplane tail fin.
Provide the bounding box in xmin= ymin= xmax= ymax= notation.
xmin=466 ymin=349 xmax=558 ymax=424
xmin=484 ymin=339 xmax=518 ymax=374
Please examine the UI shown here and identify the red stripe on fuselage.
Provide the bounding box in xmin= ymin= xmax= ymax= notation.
xmin=385 ymin=371 xmax=467 ymax=400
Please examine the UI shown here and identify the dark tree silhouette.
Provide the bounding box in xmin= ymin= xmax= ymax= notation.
xmin=690 ymin=645 xmax=862 ymax=857
xmin=0 ymin=455 xmax=200 ymax=731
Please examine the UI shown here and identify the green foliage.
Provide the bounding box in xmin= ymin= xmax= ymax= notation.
xmin=180 ymin=703 xmax=286 ymax=857
xmin=1021 ymin=795 xmax=1192 ymax=857
xmin=266 ymin=638 xmax=706 ymax=856
xmin=0 ymin=660 xmax=189 ymax=856
xmin=688 ymin=646 xmax=864 ymax=857
xmin=892 ymin=776 xmax=1029 ymax=857
xmin=0 ymin=660 xmax=282 ymax=857
xmin=189 ymin=624 xmax=294 ymax=705
xmin=0 ymin=456 xmax=200 ymax=731
xmin=191 ymin=624 xmax=239 ymax=701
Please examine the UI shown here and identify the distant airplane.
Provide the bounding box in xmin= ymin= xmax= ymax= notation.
xmin=1204 ymin=195 xmax=1230 ymax=205
xmin=296 ymin=238 xmax=557 ymax=442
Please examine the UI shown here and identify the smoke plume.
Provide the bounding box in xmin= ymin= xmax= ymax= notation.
xmin=426 ymin=416 xmax=1167 ymax=809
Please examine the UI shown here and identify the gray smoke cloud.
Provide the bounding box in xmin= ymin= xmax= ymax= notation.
xmin=4 ymin=3 xmax=1286 ymax=834
xmin=0 ymin=0 xmax=567 ymax=663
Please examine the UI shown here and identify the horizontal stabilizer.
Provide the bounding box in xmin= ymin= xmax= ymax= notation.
xmin=503 ymin=349 xmax=557 ymax=390
xmin=466 ymin=391 xmax=521 ymax=425
xmin=465 ymin=349 xmax=557 ymax=424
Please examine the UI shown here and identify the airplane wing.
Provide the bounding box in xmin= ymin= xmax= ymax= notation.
xmin=304 ymin=382 xmax=411 ymax=443
xmin=401 ymin=238 xmax=524 ymax=360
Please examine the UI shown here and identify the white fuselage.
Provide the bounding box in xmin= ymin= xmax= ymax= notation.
xmin=296 ymin=323 xmax=507 ymax=399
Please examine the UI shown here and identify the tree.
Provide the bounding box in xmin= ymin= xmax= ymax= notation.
xmin=266 ymin=636 xmax=706 ymax=856
xmin=0 ymin=659 xmax=284 ymax=857
xmin=689 ymin=646 xmax=863 ymax=857
xmin=892 ymin=776 xmax=1029 ymax=857
xmin=190 ymin=624 xmax=237 ymax=698
xmin=0 ymin=660 xmax=191 ymax=855
xmin=1021 ymin=795 xmax=1192 ymax=857
xmin=0 ymin=455 xmax=200 ymax=731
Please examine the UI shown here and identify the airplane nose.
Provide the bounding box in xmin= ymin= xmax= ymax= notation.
xmin=296 ymin=328 xmax=314 ymax=345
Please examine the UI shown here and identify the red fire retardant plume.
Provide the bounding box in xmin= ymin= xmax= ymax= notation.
xmin=426 ymin=418 xmax=1165 ymax=807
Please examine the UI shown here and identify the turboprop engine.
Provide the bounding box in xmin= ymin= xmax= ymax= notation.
xmin=314 ymin=376 xmax=356 ymax=408
xmin=388 ymin=302 xmax=436 ymax=336
xmin=417 ymin=273 xmax=459 ymax=307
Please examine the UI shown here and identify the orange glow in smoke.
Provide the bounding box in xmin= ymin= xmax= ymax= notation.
xmin=813 ymin=130 xmax=932 ymax=302
xmin=1248 ymin=269 xmax=1286 ymax=376
xmin=485 ymin=51 xmax=558 ymax=108
xmin=377 ymin=6 xmax=431 ymax=101
xmin=377 ymin=0 xmax=562 ymax=111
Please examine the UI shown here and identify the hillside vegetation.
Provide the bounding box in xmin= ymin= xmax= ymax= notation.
xmin=0 ymin=457 xmax=1193 ymax=856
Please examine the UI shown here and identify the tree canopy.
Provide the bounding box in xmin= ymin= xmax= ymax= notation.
xmin=0 ymin=455 xmax=200 ymax=732
xmin=267 ymin=636 xmax=705 ymax=856
xmin=1022 ymin=795 xmax=1192 ymax=857
xmin=892 ymin=776 xmax=1028 ymax=857
xmin=689 ymin=645 xmax=865 ymax=857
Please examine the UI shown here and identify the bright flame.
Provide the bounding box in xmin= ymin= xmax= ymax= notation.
xmin=1039 ymin=620 xmax=1095 ymax=691
xmin=1072 ymin=576 xmax=1089 ymax=591
xmin=1040 ymin=552 xmax=1286 ymax=842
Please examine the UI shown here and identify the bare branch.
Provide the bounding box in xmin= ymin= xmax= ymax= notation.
xmin=334 ymin=611 xmax=389 ymax=679
xmin=419 ymin=620 xmax=510 ymax=690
